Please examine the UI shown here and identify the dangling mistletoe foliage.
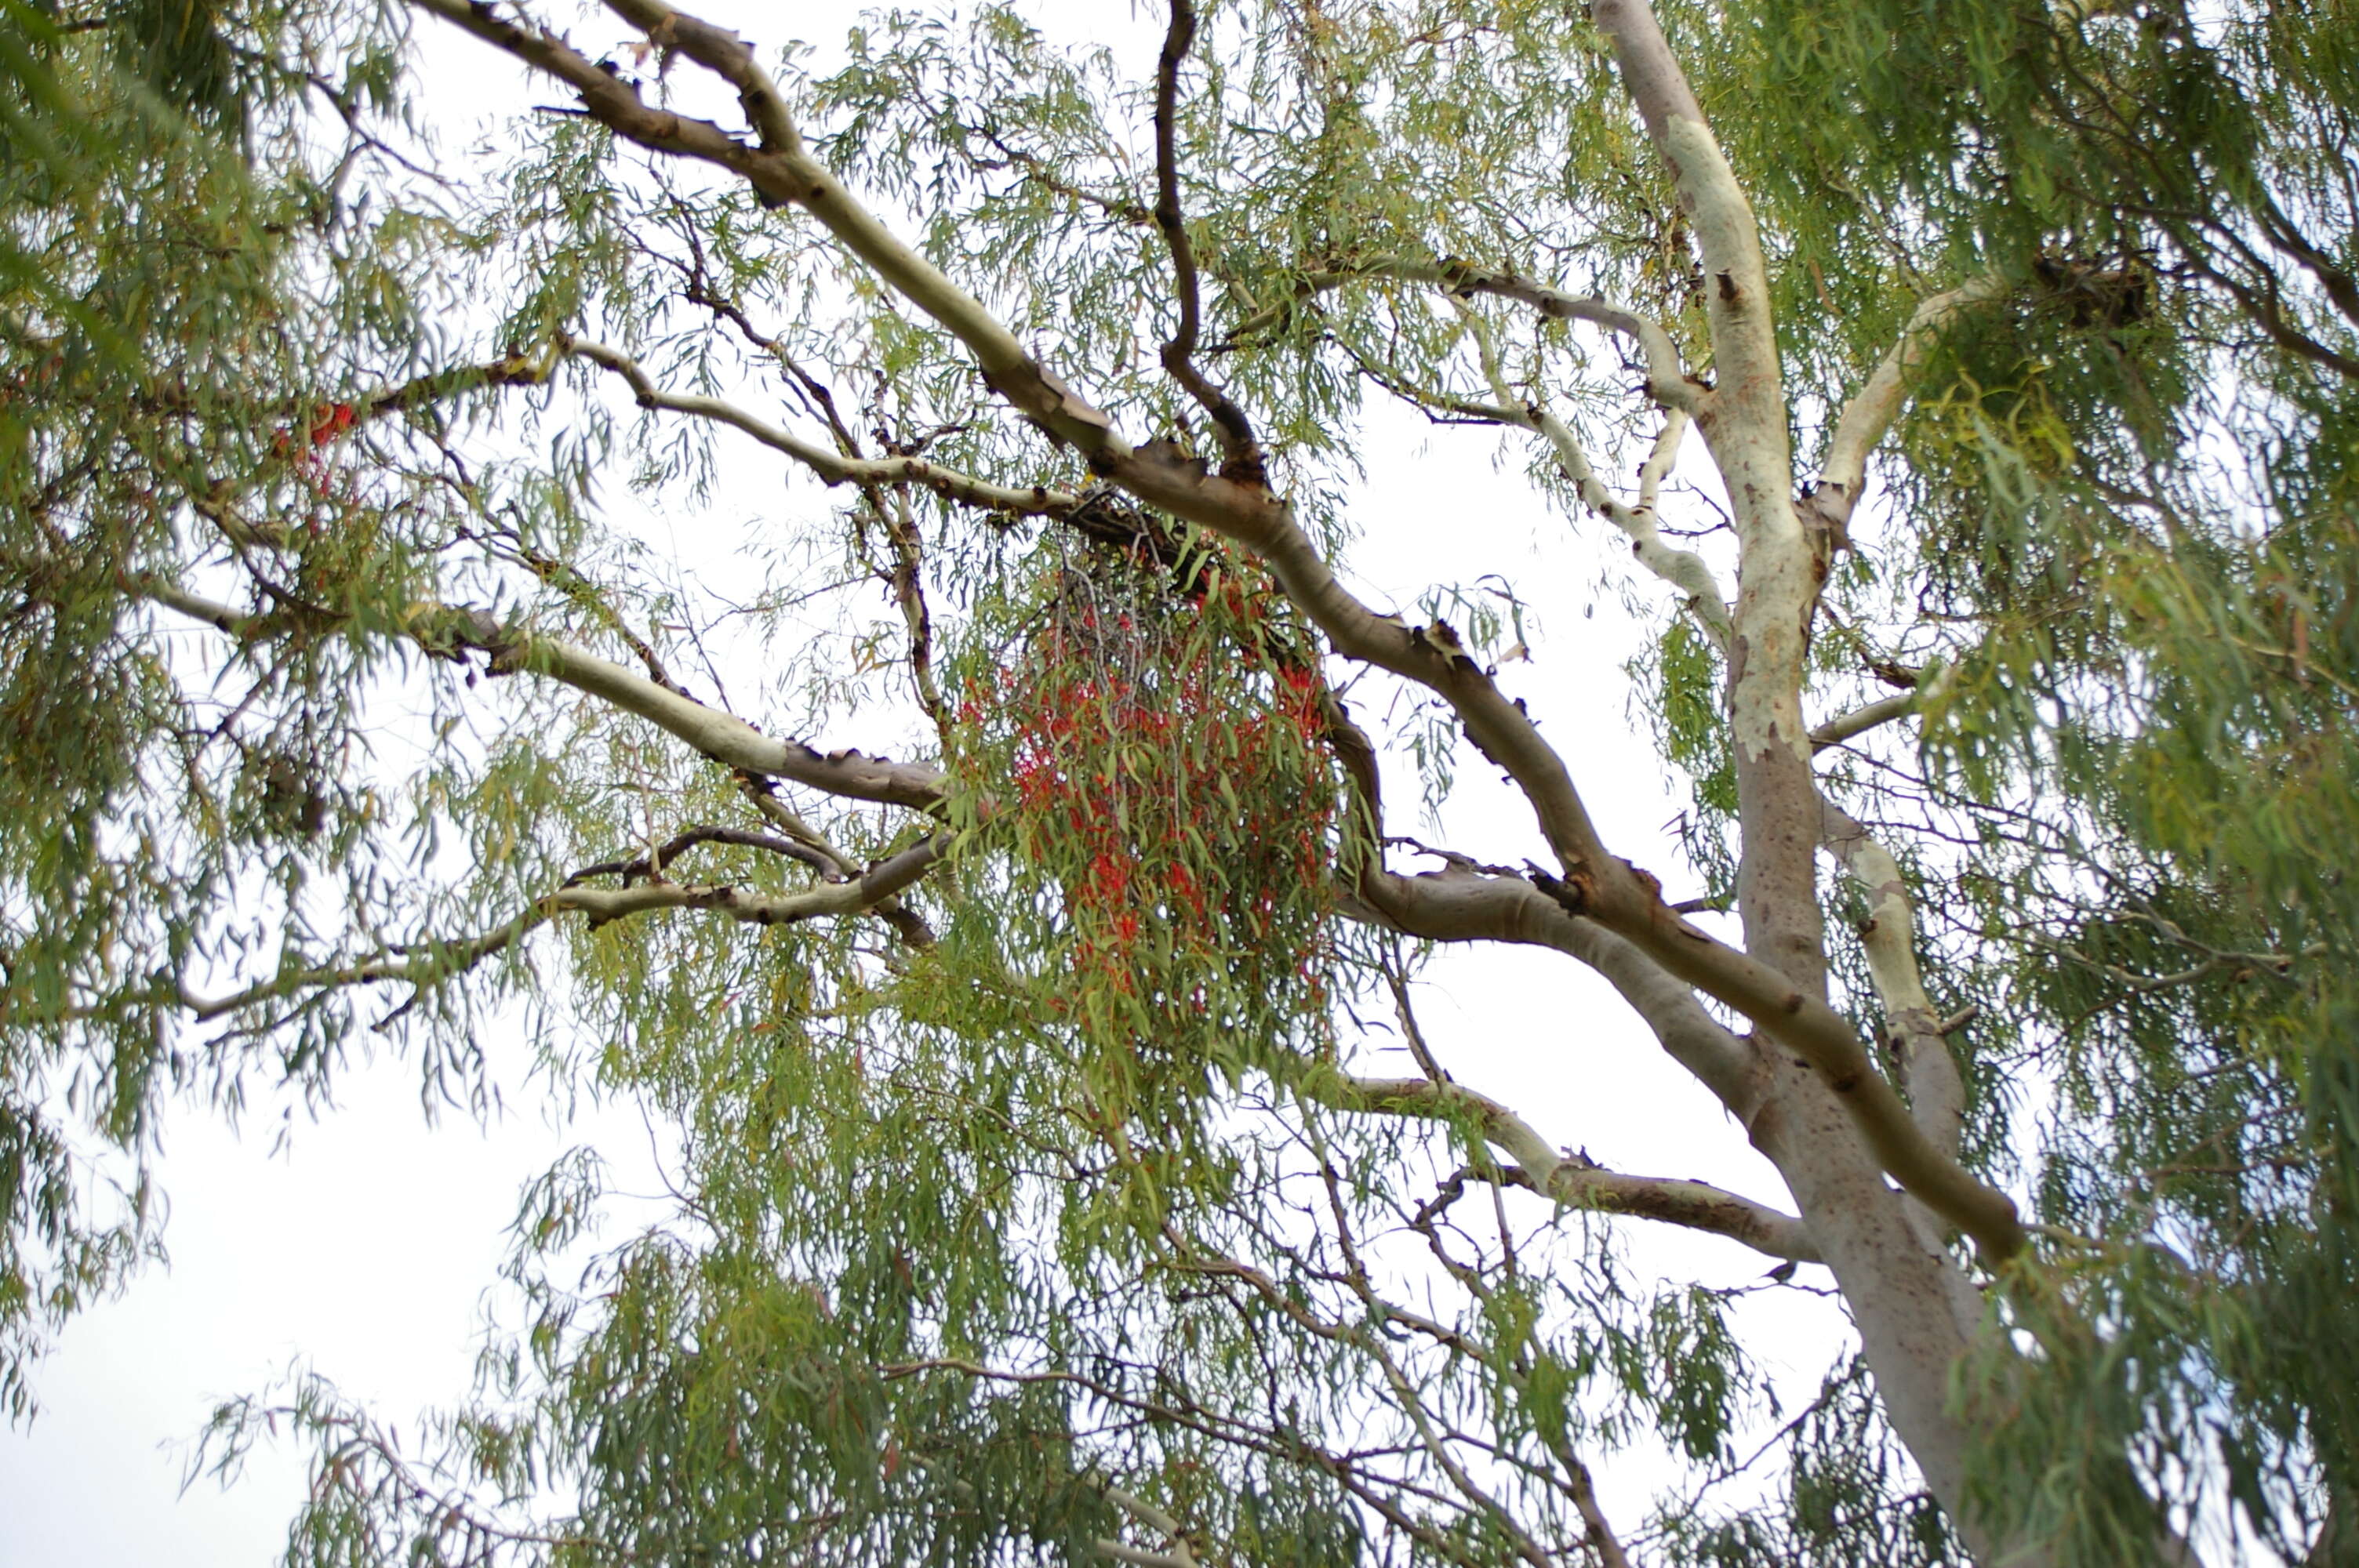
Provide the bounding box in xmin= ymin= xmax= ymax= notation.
xmin=950 ymin=515 xmax=1342 ymax=1123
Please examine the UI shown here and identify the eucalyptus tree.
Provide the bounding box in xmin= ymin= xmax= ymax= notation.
xmin=7 ymin=0 xmax=2359 ymax=1563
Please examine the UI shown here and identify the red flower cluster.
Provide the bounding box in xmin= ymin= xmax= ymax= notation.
xmin=267 ymin=401 xmax=360 ymax=506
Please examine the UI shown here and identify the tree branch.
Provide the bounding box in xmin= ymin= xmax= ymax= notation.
xmin=1809 ymin=689 xmax=1918 ymax=750
xmin=1097 ymin=1487 xmax=1199 ymax=1568
xmin=1808 ymin=274 xmax=2005 ymax=535
xmin=1305 ymin=1070 xmax=1820 ymax=1264
xmin=1456 ymin=305 xmax=1730 ymax=645
xmin=445 ymin=610 xmax=951 ymax=811
xmin=1150 ymin=0 xmax=1262 ymax=479
xmin=1818 ymin=797 xmax=1982 ymax=1331
xmin=561 ymin=822 xmax=838 ymax=886
xmin=550 ymin=834 xmax=940 ymax=929
xmin=1337 ymin=852 xmax=1765 ymax=1126
xmin=134 ymin=579 xmax=950 ymax=813
xmin=1241 ymin=255 xmax=1697 ymax=412
xmin=565 ymin=337 xmax=1078 ymax=520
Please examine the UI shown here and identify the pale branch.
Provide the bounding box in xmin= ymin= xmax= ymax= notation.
xmin=565 ymin=337 xmax=1080 ymax=520
xmin=550 ymin=833 xmax=940 ymax=929
xmin=1819 ymin=797 xmax=1982 ymax=1324
xmin=1096 ymin=1542 xmax=1194 ymax=1568
xmin=2113 ymin=906 xmax=2321 ymax=978
xmin=1150 ymin=0 xmax=1262 ymax=477
xmin=1097 ymin=1487 xmax=1200 ymax=1568
xmin=1344 ymin=859 xmax=1762 ymax=1121
xmin=57 ymin=834 xmax=943 ymax=1029
xmin=1576 ymin=0 xmax=2044 ymax=1274
xmin=10 ymin=909 xmax=538 ymax=1030
xmin=2023 ymin=935 xmax=2302 ymax=996
xmin=1636 ymin=402 xmax=1683 ymax=514
xmin=449 ymin=612 xmax=951 ymax=811
xmin=1491 ymin=384 xmax=1736 ymax=641
xmin=1809 ymin=688 xmax=1918 ymax=750
xmin=561 ymin=822 xmax=836 ymax=885
xmin=1810 ymin=666 xmax=1957 ymax=1104
xmin=415 ymin=0 xmax=2029 ymax=1260
xmin=568 ymin=815 xmax=939 ymax=948
xmin=1250 ymin=256 xmax=1698 ymax=413
xmin=173 ymin=911 xmax=550 ymax=1022
xmin=1588 ymin=0 xmax=1779 ymax=443
xmin=129 ymin=574 xmax=251 ymax=637
xmin=1456 ymin=305 xmax=1730 ymax=646
xmin=1808 ymin=275 xmax=2005 ymax=533
xmin=1304 ymin=1070 xmax=1820 ymax=1264
xmin=410 ymin=0 xmax=1623 ymax=920
xmin=135 ymin=579 xmax=949 ymax=814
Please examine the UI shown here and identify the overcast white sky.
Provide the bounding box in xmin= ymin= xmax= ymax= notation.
xmin=0 ymin=5 xmax=1849 ymax=1562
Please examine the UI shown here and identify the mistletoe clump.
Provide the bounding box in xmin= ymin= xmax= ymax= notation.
xmin=954 ymin=531 xmax=1342 ymax=1116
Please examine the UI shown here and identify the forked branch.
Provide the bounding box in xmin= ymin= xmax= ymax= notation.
xmin=1810 ymin=275 xmax=2005 ymax=533
xmin=1456 ymin=306 xmax=1730 ymax=644
xmin=1150 ymin=0 xmax=1263 ymax=479
xmin=1305 ymin=1069 xmax=1819 ymax=1263
xmin=566 ymin=338 xmax=1080 ymax=520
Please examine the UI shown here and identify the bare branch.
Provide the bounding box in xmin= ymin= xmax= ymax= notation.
xmin=1242 ymin=255 xmax=1696 ymax=412
xmin=1345 ymin=858 xmax=1763 ymax=1120
xmin=1819 ymin=797 xmax=1982 ymax=1329
xmin=1809 ymin=689 xmax=1920 ymax=751
xmin=171 ymin=910 xmax=551 ymax=1022
xmin=1097 ymin=1487 xmax=1199 ymax=1568
xmin=137 ymin=579 xmax=950 ymax=813
xmin=1150 ymin=0 xmax=1263 ymax=480
xmin=740 ymin=779 xmax=937 ymax=947
xmin=1455 ymin=304 xmax=1729 ymax=646
xmin=68 ymin=833 xmax=943 ymax=1030
xmin=560 ymin=823 xmax=837 ymax=886
xmin=551 ymin=834 xmax=940 ymax=929
xmin=567 ymin=338 xmax=1078 ymax=520
xmin=1809 ymin=274 xmax=2005 ymax=532
xmin=452 ymin=613 xmax=950 ymax=811
xmin=1307 ymin=1070 xmax=1821 ymax=1264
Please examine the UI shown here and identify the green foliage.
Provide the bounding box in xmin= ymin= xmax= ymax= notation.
xmin=5 ymin=0 xmax=2359 ymax=1563
xmin=945 ymin=527 xmax=1342 ymax=1133
xmin=1659 ymin=1358 xmax=1961 ymax=1568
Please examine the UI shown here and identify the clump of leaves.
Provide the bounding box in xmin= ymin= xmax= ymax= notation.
xmin=951 ymin=527 xmax=1342 ymax=1124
